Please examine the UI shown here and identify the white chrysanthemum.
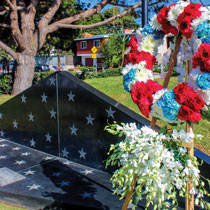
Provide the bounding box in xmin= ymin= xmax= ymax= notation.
xmin=138 ymin=35 xmax=156 ymax=55
xmin=150 ymin=14 xmax=162 ymax=31
xmin=168 ymin=1 xmax=189 ymax=27
xmin=135 ymin=67 xmax=154 ymax=83
xmin=187 ymin=67 xmax=210 ymax=105
xmin=122 ymin=63 xmax=134 ymax=75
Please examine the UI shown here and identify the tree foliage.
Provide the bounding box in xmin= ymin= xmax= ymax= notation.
xmin=77 ymin=7 xmax=138 ymax=35
xmin=99 ymin=28 xmax=129 ymax=68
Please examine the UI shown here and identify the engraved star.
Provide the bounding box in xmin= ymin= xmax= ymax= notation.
xmin=24 ymin=170 xmax=35 ymax=175
xmin=98 ymin=138 xmax=107 ymax=149
xmin=62 ymin=160 xmax=71 ymax=166
xmin=86 ymin=113 xmax=95 ymax=125
xmin=62 ymin=148 xmax=69 ymax=158
xmin=49 ymin=108 xmax=56 ymax=119
xmin=0 ymin=155 xmax=7 ymax=159
xmin=41 ymin=92 xmax=48 ymax=103
xmin=12 ymin=147 xmax=21 ymax=151
xmin=28 ymin=112 xmax=34 ymax=121
xmin=69 ymin=124 xmax=78 ymax=135
xmin=21 ymin=152 xmax=31 ymax=156
xmin=106 ymin=106 xmax=116 ymax=119
xmin=81 ymin=192 xmax=92 ymax=199
xmin=43 ymin=156 xmax=54 ymax=161
xmin=30 ymin=138 xmax=36 ymax=147
xmin=67 ymin=91 xmax=75 ymax=102
xmin=27 ymin=184 xmax=41 ymax=190
xmin=78 ymin=148 xmax=87 ymax=160
xmin=49 ymin=77 xmax=56 ymax=86
xmin=21 ymin=94 xmax=27 ymax=103
xmin=0 ymin=144 xmax=7 ymax=148
xmin=45 ymin=133 xmax=52 ymax=142
xmin=13 ymin=120 xmax=18 ymax=128
xmin=0 ymin=112 xmax=2 ymax=119
xmin=0 ymin=130 xmax=5 ymax=137
xmin=82 ymin=169 xmax=94 ymax=175
xmin=59 ymin=180 xmax=70 ymax=187
xmin=52 ymin=172 xmax=62 ymax=177
xmin=14 ymin=160 xmax=26 ymax=165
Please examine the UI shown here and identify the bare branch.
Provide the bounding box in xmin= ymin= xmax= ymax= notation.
xmin=27 ymin=0 xmax=39 ymax=10
xmin=111 ymin=3 xmax=130 ymax=8
xmin=48 ymin=0 xmax=113 ymax=33
xmin=39 ymin=0 xmax=62 ymax=26
xmin=0 ymin=40 xmax=18 ymax=60
xmin=0 ymin=5 xmax=24 ymax=12
xmin=8 ymin=0 xmax=26 ymax=50
xmin=50 ymin=1 xmax=142 ymax=30
xmin=6 ymin=0 xmax=17 ymax=11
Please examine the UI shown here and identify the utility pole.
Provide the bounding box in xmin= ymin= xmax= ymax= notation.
xmin=142 ymin=0 xmax=148 ymax=27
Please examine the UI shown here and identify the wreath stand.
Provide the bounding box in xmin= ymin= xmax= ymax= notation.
xmin=122 ymin=32 xmax=195 ymax=210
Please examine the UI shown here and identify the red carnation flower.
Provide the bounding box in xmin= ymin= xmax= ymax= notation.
xmin=125 ymin=51 xmax=156 ymax=69
xmin=178 ymin=106 xmax=202 ymax=123
xmin=177 ymin=3 xmax=202 ymax=39
xmin=174 ymin=83 xmax=205 ymax=123
xmin=193 ymin=43 xmax=210 ymax=72
xmin=157 ymin=5 xmax=178 ymax=36
xmin=131 ymin=80 xmax=162 ymax=117
xmin=127 ymin=36 xmax=138 ymax=51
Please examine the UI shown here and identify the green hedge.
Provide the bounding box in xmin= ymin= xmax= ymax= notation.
xmin=0 ymin=74 xmax=13 ymax=95
xmin=33 ymin=71 xmax=55 ymax=84
xmin=0 ymin=71 xmax=55 ymax=95
xmin=77 ymin=67 xmax=122 ymax=79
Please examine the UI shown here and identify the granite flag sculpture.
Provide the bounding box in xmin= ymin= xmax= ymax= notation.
xmin=0 ymin=71 xmax=151 ymax=209
xmin=0 ymin=71 xmax=209 ymax=209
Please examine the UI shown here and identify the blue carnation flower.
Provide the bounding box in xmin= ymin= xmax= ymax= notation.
xmin=196 ymin=73 xmax=210 ymax=90
xmin=123 ymin=68 xmax=137 ymax=92
xmin=139 ymin=24 xmax=165 ymax=40
xmin=195 ymin=21 xmax=210 ymax=44
xmin=157 ymin=90 xmax=181 ymax=121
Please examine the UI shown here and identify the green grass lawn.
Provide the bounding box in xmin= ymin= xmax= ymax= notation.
xmin=0 ymin=202 xmax=27 ymax=210
xmin=0 ymin=75 xmax=210 ymax=156
xmin=85 ymin=76 xmax=210 ymax=156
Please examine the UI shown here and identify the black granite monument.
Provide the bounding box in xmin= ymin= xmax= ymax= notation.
xmin=0 ymin=71 xmax=209 ymax=210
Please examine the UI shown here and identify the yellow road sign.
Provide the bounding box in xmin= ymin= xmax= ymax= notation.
xmin=91 ymin=46 xmax=97 ymax=54
xmin=92 ymin=53 xmax=97 ymax=59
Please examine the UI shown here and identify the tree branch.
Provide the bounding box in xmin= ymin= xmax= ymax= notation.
xmin=0 ymin=40 xmax=18 ymax=60
xmin=8 ymin=0 xmax=26 ymax=50
xmin=6 ymin=0 xmax=17 ymax=11
xmin=50 ymin=1 xmax=142 ymax=30
xmin=39 ymin=0 xmax=62 ymax=26
xmin=111 ymin=3 xmax=130 ymax=8
xmin=27 ymin=0 xmax=39 ymax=10
xmin=48 ymin=0 xmax=112 ymax=33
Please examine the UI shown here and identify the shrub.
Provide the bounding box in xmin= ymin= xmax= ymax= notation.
xmin=78 ymin=67 xmax=122 ymax=80
xmin=33 ymin=71 xmax=55 ymax=84
xmin=0 ymin=74 xmax=13 ymax=95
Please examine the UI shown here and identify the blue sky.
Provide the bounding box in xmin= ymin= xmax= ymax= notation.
xmin=78 ymin=0 xmax=210 ymax=26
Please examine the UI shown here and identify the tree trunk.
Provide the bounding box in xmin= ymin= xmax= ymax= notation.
xmin=12 ymin=54 xmax=35 ymax=95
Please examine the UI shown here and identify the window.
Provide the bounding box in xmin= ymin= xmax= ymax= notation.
xmin=81 ymin=41 xmax=87 ymax=49
xmin=94 ymin=40 xmax=100 ymax=48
